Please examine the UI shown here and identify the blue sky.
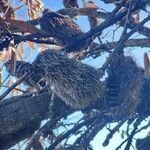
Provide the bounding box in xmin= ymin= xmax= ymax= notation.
xmin=1 ymin=0 xmax=150 ymax=149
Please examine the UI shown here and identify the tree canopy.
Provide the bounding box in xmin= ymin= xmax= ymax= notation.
xmin=0 ymin=0 xmax=150 ymax=149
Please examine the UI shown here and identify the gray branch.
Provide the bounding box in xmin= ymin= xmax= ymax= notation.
xmin=0 ymin=75 xmax=150 ymax=149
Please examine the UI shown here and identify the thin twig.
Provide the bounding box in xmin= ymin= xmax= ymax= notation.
xmin=81 ymin=119 xmax=106 ymax=148
xmin=74 ymin=120 xmax=97 ymax=145
xmin=56 ymin=6 xmax=128 ymax=53
xmin=124 ymin=118 xmax=142 ymax=150
xmin=101 ymin=16 xmax=150 ymax=71
xmin=103 ymin=121 xmax=126 ymax=146
xmin=0 ymin=73 xmax=29 ymax=101
xmin=47 ymin=116 xmax=97 ymax=150
xmin=25 ymin=118 xmax=57 ymax=150
xmin=25 ymin=98 xmax=72 ymax=150
xmin=1 ymin=74 xmax=10 ymax=85
xmin=1 ymin=85 xmax=27 ymax=93
xmin=115 ymin=117 xmax=146 ymax=150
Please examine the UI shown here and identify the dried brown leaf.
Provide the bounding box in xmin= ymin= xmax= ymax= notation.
xmin=40 ymin=44 xmax=49 ymax=50
xmin=0 ymin=17 xmax=11 ymax=32
xmin=0 ymin=0 xmax=15 ymax=18
xmin=20 ymin=0 xmax=43 ymax=19
xmin=14 ymin=4 xmax=25 ymax=12
xmin=17 ymin=43 xmax=24 ymax=60
xmin=0 ymin=51 xmax=7 ymax=61
xmin=88 ymin=15 xmax=100 ymax=28
xmin=28 ymin=41 xmax=35 ymax=49
xmin=84 ymin=1 xmax=97 ymax=8
xmin=10 ymin=49 xmax=17 ymax=75
xmin=6 ymin=18 xmax=40 ymax=33
xmin=78 ymin=0 xmax=98 ymax=15
xmin=0 ymin=50 xmax=11 ymax=62
xmin=78 ymin=7 xmax=97 ymax=15
xmin=0 ymin=67 xmax=2 ymax=87
xmin=6 ymin=79 xmax=11 ymax=87
xmin=144 ymin=52 xmax=150 ymax=76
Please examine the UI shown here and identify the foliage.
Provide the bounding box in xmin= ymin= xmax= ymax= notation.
xmin=0 ymin=0 xmax=150 ymax=149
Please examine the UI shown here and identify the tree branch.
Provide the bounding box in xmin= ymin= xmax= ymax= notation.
xmin=0 ymin=74 xmax=149 ymax=149
xmin=103 ymin=121 xmax=126 ymax=146
xmin=0 ymin=91 xmax=73 ymax=149
xmin=0 ymin=73 xmax=29 ymax=101
xmin=101 ymin=16 xmax=150 ymax=71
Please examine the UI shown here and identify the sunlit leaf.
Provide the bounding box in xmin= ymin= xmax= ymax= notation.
xmin=20 ymin=0 xmax=43 ymax=19
xmin=28 ymin=41 xmax=35 ymax=49
xmin=17 ymin=42 xmax=24 ymax=60
xmin=40 ymin=44 xmax=49 ymax=50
